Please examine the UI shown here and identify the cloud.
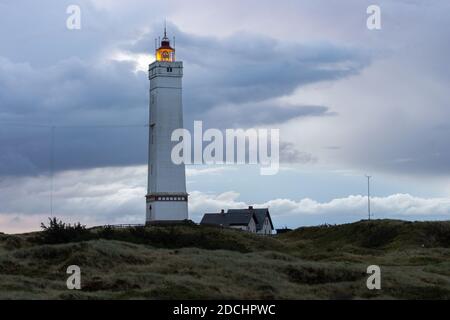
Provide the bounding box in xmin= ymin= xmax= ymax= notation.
xmin=0 ymin=166 xmax=147 ymax=232
xmin=1 ymin=0 xmax=449 ymax=179
xmin=125 ymin=25 xmax=370 ymax=126
xmin=200 ymin=102 xmax=332 ymax=129
xmin=186 ymin=166 xmax=237 ymax=177
xmin=0 ymin=56 xmax=150 ymax=176
xmin=1 ymin=0 xmax=450 ymax=232
xmin=0 ymin=25 xmax=368 ymax=177
xmin=279 ymin=54 xmax=450 ymax=176
xmin=190 ymin=191 xmax=450 ymax=227
xmin=261 ymin=194 xmax=450 ymax=218
xmin=0 ymin=56 xmax=146 ymax=116
xmin=280 ymin=142 xmax=317 ymax=164
xmin=1 ymin=165 xmax=449 ymax=233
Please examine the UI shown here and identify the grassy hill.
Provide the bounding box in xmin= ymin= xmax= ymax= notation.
xmin=1 ymin=219 xmax=450 ymax=299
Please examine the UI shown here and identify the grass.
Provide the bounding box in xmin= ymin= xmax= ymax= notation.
xmin=0 ymin=219 xmax=450 ymax=299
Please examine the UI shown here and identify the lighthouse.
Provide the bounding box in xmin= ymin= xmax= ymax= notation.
xmin=146 ymin=27 xmax=188 ymax=224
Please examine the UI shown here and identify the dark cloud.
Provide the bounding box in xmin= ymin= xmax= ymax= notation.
xmin=201 ymin=103 xmax=333 ymax=129
xmin=0 ymin=1 xmax=368 ymax=176
xmin=0 ymin=16 xmax=370 ymax=177
xmin=0 ymin=57 xmax=149 ymax=176
xmin=0 ymin=0 xmax=157 ymax=67
xmin=126 ymin=25 xmax=370 ymax=124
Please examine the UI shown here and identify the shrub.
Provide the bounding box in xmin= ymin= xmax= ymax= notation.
xmin=97 ymin=225 xmax=115 ymax=239
xmin=39 ymin=217 xmax=91 ymax=244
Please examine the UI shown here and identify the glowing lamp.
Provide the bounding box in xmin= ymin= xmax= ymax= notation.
xmin=155 ymin=28 xmax=175 ymax=62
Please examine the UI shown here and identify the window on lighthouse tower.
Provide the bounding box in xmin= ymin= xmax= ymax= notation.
xmin=156 ymin=27 xmax=175 ymax=62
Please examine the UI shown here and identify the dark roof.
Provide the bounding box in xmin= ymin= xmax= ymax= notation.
xmin=200 ymin=207 xmax=274 ymax=231
xmin=200 ymin=212 xmax=255 ymax=227
xmin=227 ymin=212 xmax=255 ymax=226
xmin=227 ymin=208 xmax=274 ymax=231
xmin=200 ymin=213 xmax=228 ymax=226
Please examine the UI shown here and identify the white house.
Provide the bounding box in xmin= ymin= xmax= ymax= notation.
xmin=200 ymin=206 xmax=274 ymax=235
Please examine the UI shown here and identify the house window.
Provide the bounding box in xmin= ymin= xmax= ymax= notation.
xmin=167 ymin=67 xmax=173 ymax=72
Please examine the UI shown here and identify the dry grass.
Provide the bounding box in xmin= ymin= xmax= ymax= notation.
xmin=1 ymin=219 xmax=450 ymax=299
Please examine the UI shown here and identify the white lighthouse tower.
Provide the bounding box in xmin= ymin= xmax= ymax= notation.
xmin=146 ymin=27 xmax=188 ymax=224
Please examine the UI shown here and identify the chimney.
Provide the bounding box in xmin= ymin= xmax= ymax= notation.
xmin=248 ymin=206 xmax=253 ymax=210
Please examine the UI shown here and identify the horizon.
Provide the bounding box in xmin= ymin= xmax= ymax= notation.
xmin=3 ymin=216 xmax=446 ymax=236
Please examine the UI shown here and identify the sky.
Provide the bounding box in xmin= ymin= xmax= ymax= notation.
xmin=0 ymin=0 xmax=450 ymax=233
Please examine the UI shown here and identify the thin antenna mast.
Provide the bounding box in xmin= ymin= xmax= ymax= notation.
xmin=365 ymin=175 xmax=372 ymax=220
xmin=50 ymin=126 xmax=55 ymax=217
xmin=164 ymin=19 xmax=167 ymax=38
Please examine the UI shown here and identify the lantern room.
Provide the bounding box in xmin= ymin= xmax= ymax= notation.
xmin=156 ymin=27 xmax=175 ymax=62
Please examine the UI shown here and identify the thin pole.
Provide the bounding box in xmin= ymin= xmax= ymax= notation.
xmin=366 ymin=175 xmax=371 ymax=220
xmin=50 ymin=126 xmax=55 ymax=217
xmin=164 ymin=19 xmax=167 ymax=38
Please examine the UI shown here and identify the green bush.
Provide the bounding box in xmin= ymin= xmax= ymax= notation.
xmin=38 ymin=217 xmax=91 ymax=244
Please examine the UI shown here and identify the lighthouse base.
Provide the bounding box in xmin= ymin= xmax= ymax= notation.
xmin=145 ymin=192 xmax=188 ymax=223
